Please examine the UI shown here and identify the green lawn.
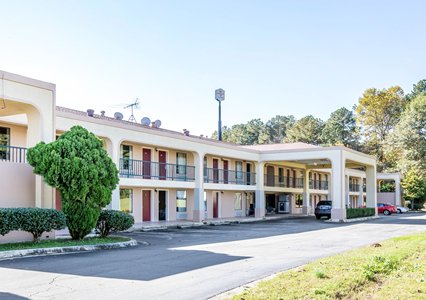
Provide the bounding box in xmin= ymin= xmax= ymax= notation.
xmin=232 ymin=231 xmax=426 ymax=300
xmin=0 ymin=236 xmax=130 ymax=251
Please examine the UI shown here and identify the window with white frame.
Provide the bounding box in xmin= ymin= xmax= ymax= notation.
xmin=176 ymin=190 xmax=187 ymax=212
xmin=235 ymin=161 xmax=243 ymax=184
xmin=0 ymin=127 xmax=10 ymax=160
xmin=120 ymin=144 xmax=133 ymax=170
xmin=120 ymin=189 xmax=133 ymax=213
xmin=234 ymin=192 xmax=242 ymax=210
xmin=295 ymin=194 xmax=303 ymax=208
xmin=176 ymin=152 xmax=187 ymax=178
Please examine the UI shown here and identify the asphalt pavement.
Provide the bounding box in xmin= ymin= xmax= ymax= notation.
xmin=0 ymin=213 xmax=425 ymax=300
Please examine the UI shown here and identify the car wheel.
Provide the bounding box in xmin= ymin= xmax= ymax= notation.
xmin=397 ymin=209 xmax=402 ymax=214
xmin=315 ymin=215 xmax=321 ymax=220
xmin=383 ymin=210 xmax=390 ymax=215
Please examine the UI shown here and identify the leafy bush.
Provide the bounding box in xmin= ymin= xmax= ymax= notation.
xmin=27 ymin=126 xmax=119 ymax=240
xmin=362 ymin=255 xmax=399 ymax=281
xmin=96 ymin=210 xmax=134 ymax=237
xmin=0 ymin=209 xmax=19 ymax=236
xmin=0 ymin=208 xmax=66 ymax=241
xmin=18 ymin=208 xmax=66 ymax=241
xmin=346 ymin=208 xmax=376 ymax=219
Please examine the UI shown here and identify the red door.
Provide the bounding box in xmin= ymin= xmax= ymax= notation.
xmin=142 ymin=190 xmax=151 ymax=221
xmin=159 ymin=151 xmax=167 ymax=180
xmin=223 ymin=160 xmax=228 ymax=184
xmin=143 ymin=148 xmax=151 ymax=179
xmin=213 ymin=159 xmax=219 ymax=183
xmin=213 ymin=192 xmax=219 ymax=218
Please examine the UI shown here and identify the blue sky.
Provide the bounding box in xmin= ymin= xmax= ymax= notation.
xmin=1 ymin=1 xmax=424 ymax=136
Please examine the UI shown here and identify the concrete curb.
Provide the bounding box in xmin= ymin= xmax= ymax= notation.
xmin=0 ymin=238 xmax=138 ymax=260
xmin=326 ymin=216 xmax=380 ymax=223
xmin=132 ymin=215 xmax=311 ymax=232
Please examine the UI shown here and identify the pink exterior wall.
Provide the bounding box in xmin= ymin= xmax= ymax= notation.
xmin=0 ymin=161 xmax=36 ymax=243
xmin=377 ymin=192 xmax=396 ymax=205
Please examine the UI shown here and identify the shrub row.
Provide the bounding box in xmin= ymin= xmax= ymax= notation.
xmin=0 ymin=208 xmax=66 ymax=241
xmin=0 ymin=208 xmax=134 ymax=242
xmin=346 ymin=208 xmax=376 ymax=219
xmin=96 ymin=210 xmax=134 ymax=237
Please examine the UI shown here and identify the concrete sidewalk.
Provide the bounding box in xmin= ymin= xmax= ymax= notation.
xmin=131 ymin=214 xmax=310 ymax=231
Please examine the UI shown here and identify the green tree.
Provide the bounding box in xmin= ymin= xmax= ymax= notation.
xmin=321 ymin=107 xmax=359 ymax=148
xmin=355 ymin=86 xmax=405 ymax=170
xmin=386 ymin=94 xmax=426 ymax=173
xmin=27 ymin=126 xmax=119 ymax=240
xmin=285 ymin=115 xmax=324 ymax=145
xmin=405 ymin=79 xmax=426 ymax=102
xmin=212 ymin=119 xmax=268 ymax=145
xmin=265 ymin=115 xmax=296 ymax=143
xmin=401 ymin=168 xmax=426 ymax=209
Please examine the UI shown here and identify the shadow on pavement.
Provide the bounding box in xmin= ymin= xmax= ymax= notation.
xmin=0 ymin=292 xmax=29 ymax=300
xmin=0 ymin=248 xmax=249 ymax=281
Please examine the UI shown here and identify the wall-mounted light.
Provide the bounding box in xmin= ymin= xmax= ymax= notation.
xmin=154 ymin=189 xmax=158 ymax=193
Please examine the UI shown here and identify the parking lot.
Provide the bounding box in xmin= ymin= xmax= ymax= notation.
xmin=0 ymin=213 xmax=425 ymax=300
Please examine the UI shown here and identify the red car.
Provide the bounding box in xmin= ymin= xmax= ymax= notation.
xmin=377 ymin=203 xmax=397 ymax=215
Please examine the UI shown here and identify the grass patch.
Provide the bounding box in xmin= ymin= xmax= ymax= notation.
xmin=0 ymin=236 xmax=130 ymax=251
xmin=232 ymin=231 xmax=426 ymax=300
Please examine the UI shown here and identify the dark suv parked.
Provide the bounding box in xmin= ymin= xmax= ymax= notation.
xmin=315 ymin=200 xmax=332 ymax=219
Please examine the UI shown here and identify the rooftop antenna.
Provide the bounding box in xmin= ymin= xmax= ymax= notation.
xmin=124 ymin=98 xmax=140 ymax=123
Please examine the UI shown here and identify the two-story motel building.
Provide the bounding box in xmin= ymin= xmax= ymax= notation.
xmin=0 ymin=71 xmax=378 ymax=242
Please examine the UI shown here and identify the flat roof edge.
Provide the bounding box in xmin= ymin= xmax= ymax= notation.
xmin=0 ymin=70 xmax=56 ymax=91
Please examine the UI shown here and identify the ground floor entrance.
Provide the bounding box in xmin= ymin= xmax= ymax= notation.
xmin=159 ymin=190 xmax=167 ymax=221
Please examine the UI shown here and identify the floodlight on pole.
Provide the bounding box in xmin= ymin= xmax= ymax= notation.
xmin=215 ymin=88 xmax=225 ymax=141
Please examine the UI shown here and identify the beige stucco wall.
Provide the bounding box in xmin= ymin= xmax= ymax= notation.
xmin=0 ymin=121 xmax=27 ymax=148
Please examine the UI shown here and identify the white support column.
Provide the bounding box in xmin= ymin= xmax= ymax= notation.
xmin=346 ymin=175 xmax=350 ymax=208
xmin=255 ymin=162 xmax=265 ymax=218
xmin=331 ymin=155 xmax=346 ymax=220
xmin=110 ymin=139 xmax=121 ymax=210
xmin=302 ymin=169 xmax=310 ymax=215
xmin=366 ymin=165 xmax=377 ymax=215
xmin=193 ymin=152 xmax=205 ymax=222
xmin=395 ymin=177 xmax=402 ymax=206
xmin=358 ymin=177 xmax=364 ymax=208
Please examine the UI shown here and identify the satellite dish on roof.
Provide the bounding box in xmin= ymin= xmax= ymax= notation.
xmin=154 ymin=120 xmax=162 ymax=128
xmin=141 ymin=117 xmax=151 ymax=126
xmin=114 ymin=112 xmax=124 ymax=120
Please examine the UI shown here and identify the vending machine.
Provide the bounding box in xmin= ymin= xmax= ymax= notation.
xmin=278 ymin=194 xmax=290 ymax=213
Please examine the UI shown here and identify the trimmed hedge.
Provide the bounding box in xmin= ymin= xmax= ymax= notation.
xmin=0 ymin=208 xmax=66 ymax=241
xmin=96 ymin=210 xmax=134 ymax=237
xmin=346 ymin=208 xmax=376 ymax=219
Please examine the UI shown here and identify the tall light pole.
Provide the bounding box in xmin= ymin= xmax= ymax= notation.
xmin=215 ymin=88 xmax=225 ymax=141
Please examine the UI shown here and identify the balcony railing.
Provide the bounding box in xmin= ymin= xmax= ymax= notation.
xmin=309 ymin=180 xmax=329 ymax=190
xmin=349 ymin=183 xmax=360 ymax=192
xmin=204 ymin=168 xmax=256 ymax=185
xmin=119 ymin=158 xmax=195 ymax=181
xmin=0 ymin=145 xmax=27 ymax=164
xmin=264 ymin=175 xmax=304 ymax=188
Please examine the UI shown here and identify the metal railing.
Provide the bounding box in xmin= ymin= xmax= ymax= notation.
xmin=119 ymin=158 xmax=195 ymax=181
xmin=264 ymin=175 xmax=304 ymax=188
xmin=309 ymin=180 xmax=329 ymax=190
xmin=204 ymin=168 xmax=256 ymax=185
xmin=0 ymin=145 xmax=27 ymax=163
xmin=349 ymin=183 xmax=360 ymax=192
